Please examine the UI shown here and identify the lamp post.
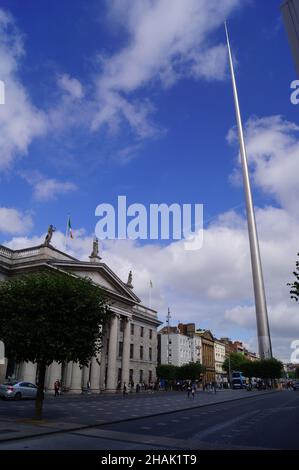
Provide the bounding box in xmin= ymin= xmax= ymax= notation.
xmin=166 ymin=308 xmax=171 ymax=364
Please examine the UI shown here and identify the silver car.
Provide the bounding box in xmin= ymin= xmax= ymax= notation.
xmin=0 ymin=381 xmax=37 ymax=400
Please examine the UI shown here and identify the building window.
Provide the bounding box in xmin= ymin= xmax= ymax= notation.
xmin=117 ymin=368 xmax=122 ymax=383
xmin=149 ymin=329 xmax=152 ymax=340
xmin=130 ymin=343 xmax=134 ymax=359
xmin=140 ymin=326 xmax=144 ymax=337
xmin=129 ymin=369 xmax=134 ymax=383
xmin=140 ymin=370 xmax=143 ymax=383
xmin=149 ymin=347 xmax=152 ymax=361
xmin=140 ymin=345 xmax=143 ymax=360
xmin=118 ymin=341 xmax=123 ymax=357
xmin=131 ymin=323 xmax=134 ymax=335
xmin=120 ymin=318 xmax=125 ymax=332
xmin=149 ymin=370 xmax=152 ymax=383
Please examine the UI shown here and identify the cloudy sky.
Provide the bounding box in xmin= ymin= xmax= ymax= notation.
xmin=0 ymin=0 xmax=298 ymax=361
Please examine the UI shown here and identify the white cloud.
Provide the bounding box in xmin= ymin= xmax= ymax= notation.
xmin=0 ymin=207 xmax=33 ymax=234
xmin=228 ymin=115 xmax=299 ymax=215
xmin=20 ymin=171 xmax=77 ymax=201
xmin=34 ymin=178 xmax=77 ymax=201
xmin=190 ymin=44 xmax=228 ymax=81
xmin=57 ymin=74 xmax=84 ymax=99
xmin=92 ymin=0 xmax=242 ymax=136
xmin=0 ymin=9 xmax=47 ymax=169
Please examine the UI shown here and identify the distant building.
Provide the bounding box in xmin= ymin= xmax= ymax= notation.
xmin=244 ymin=350 xmax=259 ymax=362
xmin=220 ymin=337 xmax=259 ymax=362
xmin=195 ymin=329 xmax=215 ymax=383
xmin=158 ymin=323 xmax=201 ymax=367
xmin=214 ymin=340 xmax=226 ymax=384
xmin=281 ymin=0 xmax=299 ymax=76
xmin=283 ymin=362 xmax=298 ymax=375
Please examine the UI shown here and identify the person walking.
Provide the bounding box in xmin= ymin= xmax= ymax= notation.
xmin=191 ymin=384 xmax=195 ymax=399
xmin=123 ymin=382 xmax=127 ymax=397
xmin=187 ymin=383 xmax=191 ymax=399
xmin=54 ymin=379 xmax=60 ymax=397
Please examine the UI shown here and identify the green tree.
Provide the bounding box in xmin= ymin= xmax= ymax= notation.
xmin=0 ymin=272 xmax=111 ymax=419
xmin=156 ymin=364 xmax=178 ymax=381
xmin=239 ymin=360 xmax=258 ymax=378
xmin=257 ymin=358 xmax=283 ymax=380
xmin=222 ymin=353 xmax=247 ymax=374
xmin=177 ymin=362 xmax=203 ymax=381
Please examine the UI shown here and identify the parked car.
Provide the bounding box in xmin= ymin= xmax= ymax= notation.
xmin=0 ymin=381 xmax=37 ymax=400
xmin=293 ymin=380 xmax=299 ymax=391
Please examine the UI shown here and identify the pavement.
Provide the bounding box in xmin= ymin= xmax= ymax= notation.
xmin=0 ymin=388 xmax=283 ymax=449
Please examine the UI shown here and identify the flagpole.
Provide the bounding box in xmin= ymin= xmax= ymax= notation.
xmin=64 ymin=215 xmax=69 ymax=251
xmin=225 ymin=22 xmax=272 ymax=359
xmin=149 ymin=281 xmax=152 ymax=309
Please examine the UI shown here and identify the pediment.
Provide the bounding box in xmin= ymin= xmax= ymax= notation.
xmin=73 ymin=269 xmax=120 ymax=292
xmin=51 ymin=261 xmax=140 ymax=303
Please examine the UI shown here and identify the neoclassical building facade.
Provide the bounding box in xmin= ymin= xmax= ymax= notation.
xmin=0 ymin=239 xmax=161 ymax=392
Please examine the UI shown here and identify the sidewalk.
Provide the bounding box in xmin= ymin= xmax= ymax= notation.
xmin=0 ymin=389 xmax=279 ymax=444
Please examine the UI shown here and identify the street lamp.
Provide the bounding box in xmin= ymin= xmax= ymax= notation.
xmin=228 ymin=354 xmax=231 ymax=388
xmin=166 ymin=307 xmax=171 ymax=364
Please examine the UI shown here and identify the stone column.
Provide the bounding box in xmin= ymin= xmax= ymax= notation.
xmin=47 ymin=361 xmax=62 ymax=391
xmin=82 ymin=363 xmax=90 ymax=389
xmin=22 ymin=362 xmax=37 ymax=383
xmin=106 ymin=315 xmax=118 ymax=392
xmin=0 ymin=358 xmax=8 ymax=384
xmin=90 ymin=355 xmax=101 ymax=392
xmin=121 ymin=317 xmax=131 ymax=386
xmin=64 ymin=362 xmax=73 ymax=390
xmin=69 ymin=362 xmax=82 ymax=393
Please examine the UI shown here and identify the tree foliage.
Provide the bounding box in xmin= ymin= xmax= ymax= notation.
xmin=222 ymin=353 xmax=283 ymax=381
xmin=156 ymin=364 xmax=178 ymax=381
xmin=0 ymin=272 xmax=111 ymax=418
xmin=156 ymin=362 xmax=203 ymax=382
xmin=222 ymin=353 xmax=247 ymax=373
xmin=255 ymin=358 xmax=283 ymax=379
xmin=177 ymin=362 xmax=203 ymax=381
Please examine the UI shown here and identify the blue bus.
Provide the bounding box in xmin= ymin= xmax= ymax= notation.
xmin=231 ymin=371 xmax=247 ymax=389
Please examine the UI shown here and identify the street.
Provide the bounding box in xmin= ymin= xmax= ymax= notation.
xmin=0 ymin=390 xmax=298 ymax=450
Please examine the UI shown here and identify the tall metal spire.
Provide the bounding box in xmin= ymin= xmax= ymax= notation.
xmin=225 ymin=22 xmax=272 ymax=359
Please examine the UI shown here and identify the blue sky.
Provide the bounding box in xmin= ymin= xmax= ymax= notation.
xmin=0 ymin=0 xmax=298 ymax=360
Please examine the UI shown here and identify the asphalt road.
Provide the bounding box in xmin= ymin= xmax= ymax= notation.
xmin=0 ymin=391 xmax=298 ymax=450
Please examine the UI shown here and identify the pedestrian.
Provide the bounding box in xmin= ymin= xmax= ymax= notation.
xmin=187 ymin=383 xmax=191 ymax=398
xmin=191 ymin=386 xmax=195 ymax=399
xmin=54 ymin=379 xmax=60 ymax=397
xmin=213 ymin=381 xmax=217 ymax=394
xmin=123 ymin=382 xmax=127 ymax=397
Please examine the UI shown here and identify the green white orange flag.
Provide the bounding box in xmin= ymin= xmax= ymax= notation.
xmin=68 ymin=217 xmax=74 ymax=239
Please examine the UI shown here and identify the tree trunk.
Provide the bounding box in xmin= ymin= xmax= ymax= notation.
xmin=35 ymin=362 xmax=46 ymax=420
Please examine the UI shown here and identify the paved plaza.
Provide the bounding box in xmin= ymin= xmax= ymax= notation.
xmin=0 ymin=388 xmax=290 ymax=449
